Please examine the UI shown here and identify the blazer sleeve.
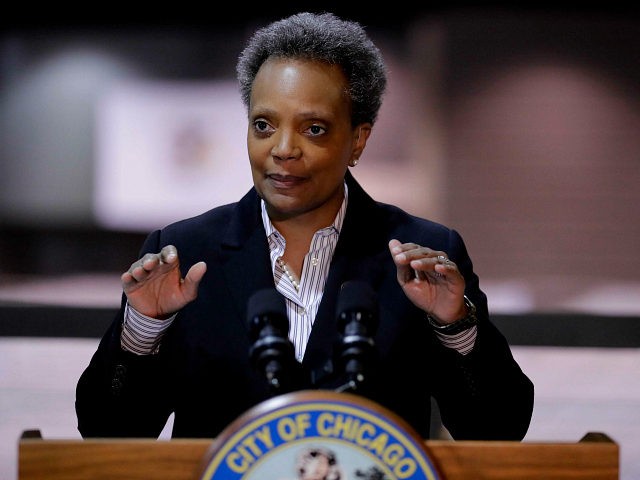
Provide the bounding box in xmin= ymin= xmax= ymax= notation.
xmin=430 ymin=228 xmax=534 ymax=440
xmin=75 ymin=230 xmax=174 ymax=438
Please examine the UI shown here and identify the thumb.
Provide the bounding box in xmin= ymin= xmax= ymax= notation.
xmin=182 ymin=261 xmax=207 ymax=300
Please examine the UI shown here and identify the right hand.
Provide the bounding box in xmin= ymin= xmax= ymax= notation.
xmin=121 ymin=244 xmax=207 ymax=319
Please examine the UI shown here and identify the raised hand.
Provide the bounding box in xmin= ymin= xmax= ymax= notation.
xmin=388 ymin=239 xmax=466 ymax=324
xmin=121 ymin=244 xmax=207 ymax=319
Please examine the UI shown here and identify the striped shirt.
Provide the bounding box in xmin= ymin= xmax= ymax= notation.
xmin=262 ymin=186 xmax=346 ymax=362
xmin=121 ymin=184 xmax=476 ymax=356
xmin=435 ymin=326 xmax=477 ymax=355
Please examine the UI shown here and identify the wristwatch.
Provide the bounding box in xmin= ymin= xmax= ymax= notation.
xmin=427 ymin=295 xmax=478 ymax=335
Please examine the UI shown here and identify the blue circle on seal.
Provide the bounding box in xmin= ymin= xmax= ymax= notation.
xmin=198 ymin=390 xmax=441 ymax=480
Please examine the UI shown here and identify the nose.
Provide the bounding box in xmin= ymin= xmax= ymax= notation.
xmin=270 ymin=130 xmax=301 ymax=161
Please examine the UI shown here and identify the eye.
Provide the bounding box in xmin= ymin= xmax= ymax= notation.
xmin=306 ymin=124 xmax=326 ymax=137
xmin=253 ymin=119 xmax=273 ymax=136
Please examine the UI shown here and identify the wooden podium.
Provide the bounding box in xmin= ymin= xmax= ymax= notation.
xmin=19 ymin=391 xmax=620 ymax=479
xmin=18 ymin=430 xmax=619 ymax=479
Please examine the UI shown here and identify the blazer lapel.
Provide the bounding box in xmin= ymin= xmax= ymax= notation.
xmin=303 ymin=173 xmax=389 ymax=383
xmin=218 ymin=188 xmax=275 ymax=329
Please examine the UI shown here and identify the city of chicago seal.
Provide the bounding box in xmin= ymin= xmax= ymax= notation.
xmin=197 ymin=390 xmax=441 ymax=480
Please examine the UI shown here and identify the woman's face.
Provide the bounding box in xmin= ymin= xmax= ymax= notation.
xmin=247 ymin=57 xmax=370 ymax=223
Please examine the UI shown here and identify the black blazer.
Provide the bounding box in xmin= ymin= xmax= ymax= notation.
xmin=76 ymin=172 xmax=533 ymax=441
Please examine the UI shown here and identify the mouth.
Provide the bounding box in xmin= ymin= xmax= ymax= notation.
xmin=267 ymin=173 xmax=306 ymax=189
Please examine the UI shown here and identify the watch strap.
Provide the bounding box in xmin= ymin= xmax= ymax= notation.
xmin=427 ymin=295 xmax=478 ymax=335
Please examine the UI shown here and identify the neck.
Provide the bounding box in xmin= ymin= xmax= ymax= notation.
xmin=269 ymin=185 xmax=345 ymax=240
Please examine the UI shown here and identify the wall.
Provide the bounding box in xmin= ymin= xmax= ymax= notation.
xmin=1 ymin=5 xmax=639 ymax=480
xmin=1 ymin=9 xmax=639 ymax=315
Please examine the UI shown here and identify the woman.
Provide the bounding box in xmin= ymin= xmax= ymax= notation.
xmin=76 ymin=12 xmax=533 ymax=441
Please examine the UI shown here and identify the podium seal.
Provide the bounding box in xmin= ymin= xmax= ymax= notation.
xmin=197 ymin=390 xmax=441 ymax=480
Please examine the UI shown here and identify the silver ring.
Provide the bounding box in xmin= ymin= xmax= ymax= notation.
xmin=436 ymin=255 xmax=447 ymax=264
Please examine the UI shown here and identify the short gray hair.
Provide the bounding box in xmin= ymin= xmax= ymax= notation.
xmin=236 ymin=12 xmax=387 ymax=126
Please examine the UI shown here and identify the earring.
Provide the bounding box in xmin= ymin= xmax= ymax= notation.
xmin=350 ymin=158 xmax=359 ymax=167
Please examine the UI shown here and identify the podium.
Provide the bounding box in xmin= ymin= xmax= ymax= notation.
xmin=18 ymin=431 xmax=619 ymax=479
xmin=18 ymin=391 xmax=619 ymax=479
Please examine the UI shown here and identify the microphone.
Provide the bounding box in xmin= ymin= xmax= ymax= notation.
xmin=247 ymin=288 xmax=298 ymax=394
xmin=335 ymin=281 xmax=379 ymax=392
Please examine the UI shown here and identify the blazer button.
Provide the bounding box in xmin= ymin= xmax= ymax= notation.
xmin=111 ymin=364 xmax=127 ymax=396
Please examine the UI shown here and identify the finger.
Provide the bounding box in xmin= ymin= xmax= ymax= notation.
xmin=388 ymin=241 xmax=412 ymax=282
xmin=413 ymin=268 xmax=432 ymax=282
xmin=140 ymin=252 xmax=162 ymax=271
xmin=389 ymin=239 xmax=423 ymax=257
xmin=393 ymin=242 xmax=448 ymax=265
xmin=389 ymin=240 xmax=424 ymax=265
xmin=124 ymin=251 xmax=165 ymax=284
xmin=409 ymin=263 xmax=450 ymax=285
xmin=409 ymin=255 xmax=442 ymax=271
xmin=434 ymin=258 xmax=457 ymax=276
xmin=160 ymin=245 xmax=178 ymax=264
xmin=388 ymin=239 xmax=406 ymax=261
xmin=409 ymin=251 xmax=458 ymax=284
xmin=435 ymin=254 xmax=452 ymax=264
xmin=182 ymin=261 xmax=207 ymax=301
xmin=127 ymin=260 xmax=149 ymax=280
xmin=138 ymin=246 xmax=180 ymax=272
xmin=121 ymin=270 xmax=136 ymax=288
xmin=121 ymin=261 xmax=155 ymax=289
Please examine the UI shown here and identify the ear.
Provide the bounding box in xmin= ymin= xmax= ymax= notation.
xmin=350 ymin=124 xmax=372 ymax=166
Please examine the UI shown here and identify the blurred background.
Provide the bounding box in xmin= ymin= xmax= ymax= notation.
xmin=1 ymin=2 xmax=639 ymax=479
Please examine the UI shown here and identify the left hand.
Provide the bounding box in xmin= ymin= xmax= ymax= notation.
xmin=388 ymin=239 xmax=466 ymax=324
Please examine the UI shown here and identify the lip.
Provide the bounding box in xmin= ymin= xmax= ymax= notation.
xmin=267 ymin=173 xmax=307 ymax=189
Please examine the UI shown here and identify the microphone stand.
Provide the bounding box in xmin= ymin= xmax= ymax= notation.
xmin=335 ymin=313 xmax=377 ymax=394
xmin=333 ymin=281 xmax=379 ymax=394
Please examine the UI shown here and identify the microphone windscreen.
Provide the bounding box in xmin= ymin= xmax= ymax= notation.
xmin=336 ymin=281 xmax=378 ymax=316
xmin=247 ymin=288 xmax=288 ymax=331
